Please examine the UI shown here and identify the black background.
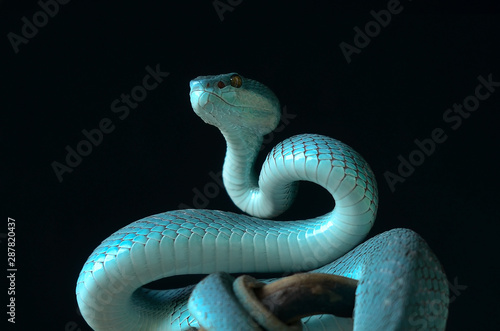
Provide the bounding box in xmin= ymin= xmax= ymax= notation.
xmin=2 ymin=0 xmax=500 ymax=330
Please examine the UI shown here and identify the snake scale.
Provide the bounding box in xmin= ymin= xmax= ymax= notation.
xmin=76 ymin=73 xmax=449 ymax=330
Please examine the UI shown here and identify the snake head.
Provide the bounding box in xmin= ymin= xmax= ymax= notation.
xmin=189 ymin=73 xmax=281 ymax=136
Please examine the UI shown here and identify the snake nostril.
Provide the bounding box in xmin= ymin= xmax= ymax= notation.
xmin=206 ymin=83 xmax=210 ymax=88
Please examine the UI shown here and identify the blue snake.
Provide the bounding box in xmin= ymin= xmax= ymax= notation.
xmin=76 ymin=73 xmax=449 ymax=330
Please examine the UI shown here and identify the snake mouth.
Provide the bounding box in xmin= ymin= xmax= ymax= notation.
xmin=190 ymin=77 xmax=240 ymax=107
xmin=190 ymin=89 xmax=237 ymax=108
xmin=189 ymin=89 xmax=225 ymax=127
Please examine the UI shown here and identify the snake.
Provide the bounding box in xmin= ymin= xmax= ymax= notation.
xmin=76 ymin=73 xmax=449 ymax=330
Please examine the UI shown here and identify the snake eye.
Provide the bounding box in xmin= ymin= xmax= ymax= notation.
xmin=217 ymin=81 xmax=226 ymax=88
xmin=230 ymin=74 xmax=242 ymax=88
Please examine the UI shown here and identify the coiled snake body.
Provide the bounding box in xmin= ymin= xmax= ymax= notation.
xmin=76 ymin=73 xmax=449 ymax=330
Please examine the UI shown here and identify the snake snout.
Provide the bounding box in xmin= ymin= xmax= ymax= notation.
xmin=189 ymin=79 xmax=202 ymax=91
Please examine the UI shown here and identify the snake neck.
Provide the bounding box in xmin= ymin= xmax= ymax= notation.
xmin=220 ymin=128 xmax=265 ymax=211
